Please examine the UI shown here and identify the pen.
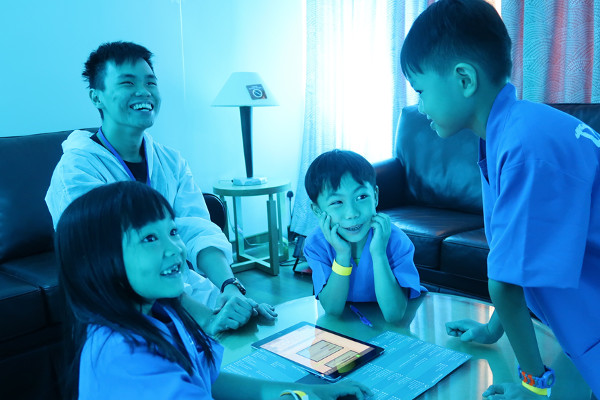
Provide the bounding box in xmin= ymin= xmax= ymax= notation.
xmin=349 ymin=304 xmax=373 ymax=327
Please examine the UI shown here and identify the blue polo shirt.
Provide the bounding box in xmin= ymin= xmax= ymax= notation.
xmin=479 ymin=83 xmax=600 ymax=392
xmin=79 ymin=303 xmax=223 ymax=399
xmin=304 ymin=224 xmax=422 ymax=301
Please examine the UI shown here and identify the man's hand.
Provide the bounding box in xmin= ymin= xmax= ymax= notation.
xmin=483 ymin=383 xmax=548 ymax=399
xmin=319 ymin=212 xmax=351 ymax=261
xmin=446 ymin=319 xmax=503 ymax=344
xmin=370 ymin=213 xmax=391 ymax=256
xmin=205 ymin=296 xmax=256 ymax=335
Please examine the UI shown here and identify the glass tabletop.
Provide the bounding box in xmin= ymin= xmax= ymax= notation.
xmin=217 ymin=292 xmax=590 ymax=399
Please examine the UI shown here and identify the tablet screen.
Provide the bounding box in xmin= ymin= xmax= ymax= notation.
xmin=251 ymin=322 xmax=384 ymax=381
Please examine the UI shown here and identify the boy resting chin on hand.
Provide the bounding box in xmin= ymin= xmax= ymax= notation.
xmin=303 ymin=149 xmax=424 ymax=323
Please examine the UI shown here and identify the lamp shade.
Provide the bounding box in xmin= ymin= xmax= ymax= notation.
xmin=212 ymin=72 xmax=279 ymax=107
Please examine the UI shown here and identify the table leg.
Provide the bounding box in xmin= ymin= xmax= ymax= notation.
xmin=276 ymin=191 xmax=289 ymax=260
xmin=232 ymin=196 xmax=244 ymax=262
xmin=218 ymin=195 xmax=229 ymax=242
xmin=266 ymin=194 xmax=279 ymax=275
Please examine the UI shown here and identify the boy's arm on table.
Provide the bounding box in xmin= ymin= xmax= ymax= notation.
xmin=487 ymin=279 xmax=545 ymax=377
xmin=372 ymin=253 xmax=408 ymax=324
xmin=370 ymin=213 xmax=407 ymax=323
xmin=212 ymin=372 xmax=372 ymax=400
xmin=446 ymin=311 xmax=504 ymax=344
xmin=318 ymin=263 xmax=351 ymax=316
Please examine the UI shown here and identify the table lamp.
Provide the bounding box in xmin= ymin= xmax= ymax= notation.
xmin=212 ymin=72 xmax=279 ymax=186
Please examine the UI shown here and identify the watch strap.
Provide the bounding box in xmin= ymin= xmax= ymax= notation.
xmin=517 ymin=365 xmax=555 ymax=389
xmin=280 ymin=390 xmax=308 ymax=400
xmin=220 ymin=277 xmax=246 ymax=295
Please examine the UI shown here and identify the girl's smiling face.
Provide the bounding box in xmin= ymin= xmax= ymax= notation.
xmin=122 ymin=216 xmax=186 ymax=314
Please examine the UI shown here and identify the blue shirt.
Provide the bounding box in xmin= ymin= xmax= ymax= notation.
xmin=480 ymin=83 xmax=600 ymax=392
xmin=79 ymin=303 xmax=223 ymax=400
xmin=304 ymin=224 xmax=422 ymax=301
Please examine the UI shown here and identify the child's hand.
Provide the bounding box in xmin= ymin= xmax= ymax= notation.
xmin=255 ymin=303 xmax=277 ymax=321
xmin=369 ymin=213 xmax=391 ymax=256
xmin=319 ymin=212 xmax=351 ymax=258
xmin=445 ymin=319 xmax=503 ymax=344
xmin=306 ymin=379 xmax=373 ymax=400
xmin=483 ymin=382 xmax=547 ymax=399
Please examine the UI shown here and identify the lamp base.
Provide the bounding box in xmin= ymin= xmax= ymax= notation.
xmin=232 ymin=177 xmax=268 ymax=186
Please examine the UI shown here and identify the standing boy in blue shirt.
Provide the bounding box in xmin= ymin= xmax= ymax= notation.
xmin=303 ymin=149 xmax=422 ymax=323
xmin=401 ymin=0 xmax=599 ymax=398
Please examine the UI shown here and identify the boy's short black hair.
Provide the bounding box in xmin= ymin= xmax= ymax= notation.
xmin=305 ymin=149 xmax=376 ymax=203
xmin=83 ymin=41 xmax=154 ymax=90
xmin=400 ymin=0 xmax=512 ymax=85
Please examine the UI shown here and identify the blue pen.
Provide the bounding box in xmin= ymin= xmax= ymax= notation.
xmin=349 ymin=305 xmax=373 ymax=327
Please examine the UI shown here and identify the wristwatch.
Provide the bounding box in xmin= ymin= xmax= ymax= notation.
xmin=518 ymin=365 xmax=555 ymax=395
xmin=220 ymin=277 xmax=247 ymax=295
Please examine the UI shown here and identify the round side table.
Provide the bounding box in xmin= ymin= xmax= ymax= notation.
xmin=213 ymin=179 xmax=291 ymax=275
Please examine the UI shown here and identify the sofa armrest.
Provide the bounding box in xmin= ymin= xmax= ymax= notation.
xmin=374 ymin=158 xmax=408 ymax=210
xmin=202 ymin=193 xmax=226 ymax=232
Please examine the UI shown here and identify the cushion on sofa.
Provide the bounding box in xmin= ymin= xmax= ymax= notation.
xmin=0 ymin=252 xmax=62 ymax=324
xmin=0 ymin=273 xmax=46 ymax=346
xmin=394 ymin=105 xmax=482 ymax=214
xmin=440 ymin=228 xmax=489 ymax=281
xmin=0 ymin=131 xmax=70 ymax=263
xmin=386 ymin=206 xmax=483 ymax=269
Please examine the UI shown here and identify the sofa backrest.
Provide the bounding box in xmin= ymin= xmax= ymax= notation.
xmin=394 ymin=105 xmax=483 ymax=214
xmin=394 ymin=102 xmax=600 ymax=215
xmin=549 ymin=103 xmax=600 ymax=132
xmin=0 ymin=131 xmax=72 ymax=262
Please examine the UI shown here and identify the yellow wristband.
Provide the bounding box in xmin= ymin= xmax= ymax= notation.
xmin=332 ymin=260 xmax=352 ymax=276
xmin=280 ymin=390 xmax=308 ymax=400
xmin=521 ymin=380 xmax=549 ymax=397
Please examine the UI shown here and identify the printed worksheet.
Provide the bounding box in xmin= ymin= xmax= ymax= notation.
xmin=223 ymin=331 xmax=471 ymax=400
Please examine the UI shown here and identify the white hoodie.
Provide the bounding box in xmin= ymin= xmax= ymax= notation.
xmin=46 ymin=130 xmax=232 ymax=306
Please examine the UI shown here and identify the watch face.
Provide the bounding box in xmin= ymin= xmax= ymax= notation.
xmin=222 ymin=278 xmax=246 ymax=294
xmin=234 ymin=280 xmax=247 ymax=295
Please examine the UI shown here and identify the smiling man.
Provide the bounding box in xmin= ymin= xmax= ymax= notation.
xmin=46 ymin=41 xmax=276 ymax=335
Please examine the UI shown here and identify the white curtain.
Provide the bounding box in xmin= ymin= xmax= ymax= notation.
xmin=502 ymin=0 xmax=600 ymax=102
xmin=291 ymin=0 xmax=429 ymax=237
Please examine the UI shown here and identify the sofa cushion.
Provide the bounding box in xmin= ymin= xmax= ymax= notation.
xmin=0 ymin=273 xmax=46 ymax=344
xmin=440 ymin=228 xmax=489 ymax=281
xmin=0 ymin=131 xmax=70 ymax=262
xmin=0 ymin=252 xmax=62 ymax=324
xmin=386 ymin=206 xmax=484 ymax=269
xmin=394 ymin=105 xmax=482 ymax=214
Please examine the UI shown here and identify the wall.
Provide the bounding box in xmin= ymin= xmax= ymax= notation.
xmin=0 ymin=0 xmax=305 ymax=236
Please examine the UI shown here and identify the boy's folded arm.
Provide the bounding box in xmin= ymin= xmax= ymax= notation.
xmin=317 ymin=273 xmax=351 ymax=316
xmin=372 ymin=254 xmax=408 ymax=323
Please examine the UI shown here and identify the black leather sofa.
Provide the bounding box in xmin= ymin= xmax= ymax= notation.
xmin=375 ymin=103 xmax=600 ymax=302
xmin=0 ymin=129 xmax=225 ymax=400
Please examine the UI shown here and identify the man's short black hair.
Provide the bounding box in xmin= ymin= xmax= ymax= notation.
xmin=83 ymin=41 xmax=154 ymax=90
xmin=400 ymin=0 xmax=512 ymax=85
xmin=305 ymin=149 xmax=376 ymax=203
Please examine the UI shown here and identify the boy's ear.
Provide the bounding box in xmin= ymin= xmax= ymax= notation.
xmin=374 ymin=186 xmax=379 ymax=208
xmin=89 ymin=89 xmax=102 ymax=108
xmin=310 ymin=203 xmax=323 ymax=217
xmin=453 ymin=63 xmax=478 ymax=98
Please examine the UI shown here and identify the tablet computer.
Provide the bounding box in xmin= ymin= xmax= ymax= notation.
xmin=251 ymin=321 xmax=384 ymax=382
